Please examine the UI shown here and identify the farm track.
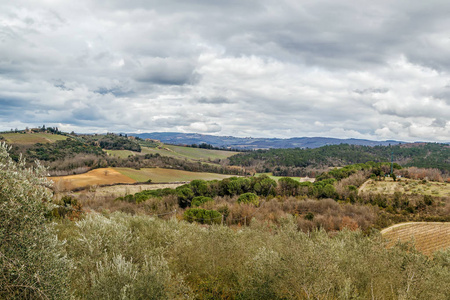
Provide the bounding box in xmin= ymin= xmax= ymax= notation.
xmin=381 ymin=222 xmax=450 ymax=256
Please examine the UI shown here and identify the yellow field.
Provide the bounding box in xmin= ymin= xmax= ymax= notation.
xmin=360 ymin=178 xmax=450 ymax=197
xmin=381 ymin=222 xmax=450 ymax=256
xmin=49 ymin=168 xmax=136 ymax=191
xmin=0 ymin=132 xmax=68 ymax=144
xmin=115 ymin=167 xmax=234 ymax=183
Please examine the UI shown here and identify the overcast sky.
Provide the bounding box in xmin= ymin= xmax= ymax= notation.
xmin=1 ymin=0 xmax=449 ymax=142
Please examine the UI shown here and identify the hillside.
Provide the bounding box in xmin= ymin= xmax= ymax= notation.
xmin=229 ymin=143 xmax=450 ymax=174
xmin=0 ymin=132 xmax=68 ymax=144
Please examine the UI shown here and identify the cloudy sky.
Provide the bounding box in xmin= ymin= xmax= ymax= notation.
xmin=1 ymin=0 xmax=450 ymax=142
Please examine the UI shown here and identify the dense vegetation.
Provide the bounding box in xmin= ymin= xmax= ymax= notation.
xmin=229 ymin=143 xmax=450 ymax=174
xmin=55 ymin=212 xmax=450 ymax=299
xmin=80 ymin=133 xmax=142 ymax=152
xmin=114 ymin=163 xmax=449 ymax=231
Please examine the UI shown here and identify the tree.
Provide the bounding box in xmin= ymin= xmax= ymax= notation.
xmin=0 ymin=143 xmax=69 ymax=299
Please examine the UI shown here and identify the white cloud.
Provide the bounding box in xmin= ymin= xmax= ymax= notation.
xmin=0 ymin=0 xmax=449 ymax=142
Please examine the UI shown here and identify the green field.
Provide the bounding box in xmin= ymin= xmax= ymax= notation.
xmin=114 ymin=167 xmax=235 ymax=183
xmin=255 ymin=173 xmax=315 ymax=182
xmin=141 ymin=144 xmax=238 ymax=162
xmin=105 ymin=149 xmax=137 ymax=158
xmin=0 ymin=132 xmax=68 ymax=144
xmin=360 ymin=178 xmax=450 ymax=197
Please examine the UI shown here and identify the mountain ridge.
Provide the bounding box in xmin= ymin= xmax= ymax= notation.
xmin=131 ymin=132 xmax=409 ymax=149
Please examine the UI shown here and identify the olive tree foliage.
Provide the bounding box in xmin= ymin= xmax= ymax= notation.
xmin=0 ymin=143 xmax=69 ymax=299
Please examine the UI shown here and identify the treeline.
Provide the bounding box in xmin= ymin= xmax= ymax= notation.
xmin=80 ymin=133 xmax=142 ymax=152
xmin=119 ymin=162 xmax=392 ymax=207
xmin=187 ymin=142 xmax=248 ymax=152
xmin=9 ymin=138 xmax=105 ymax=162
xmin=112 ymin=162 xmax=450 ymax=230
xmin=229 ymin=143 xmax=450 ymax=173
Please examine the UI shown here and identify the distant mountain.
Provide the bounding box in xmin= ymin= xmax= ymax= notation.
xmin=131 ymin=132 xmax=405 ymax=149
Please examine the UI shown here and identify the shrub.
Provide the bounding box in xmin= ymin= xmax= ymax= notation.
xmin=191 ymin=196 xmax=214 ymax=207
xmin=237 ymin=192 xmax=260 ymax=206
xmin=184 ymin=208 xmax=222 ymax=225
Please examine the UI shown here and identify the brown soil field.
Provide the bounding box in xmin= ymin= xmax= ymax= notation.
xmin=381 ymin=222 xmax=450 ymax=256
xmin=49 ymin=168 xmax=136 ymax=191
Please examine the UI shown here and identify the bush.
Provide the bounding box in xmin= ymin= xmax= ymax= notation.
xmin=184 ymin=208 xmax=222 ymax=225
xmin=237 ymin=192 xmax=260 ymax=206
xmin=191 ymin=196 xmax=214 ymax=207
xmin=0 ymin=143 xmax=69 ymax=299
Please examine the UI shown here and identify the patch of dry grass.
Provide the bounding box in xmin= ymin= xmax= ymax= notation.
xmin=49 ymin=168 xmax=136 ymax=191
xmin=360 ymin=178 xmax=450 ymax=197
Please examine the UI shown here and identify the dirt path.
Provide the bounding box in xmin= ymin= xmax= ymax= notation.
xmin=358 ymin=179 xmax=371 ymax=195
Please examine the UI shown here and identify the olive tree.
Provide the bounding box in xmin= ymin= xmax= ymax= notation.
xmin=0 ymin=143 xmax=68 ymax=299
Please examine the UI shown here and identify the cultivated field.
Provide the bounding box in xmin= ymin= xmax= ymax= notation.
xmin=49 ymin=167 xmax=234 ymax=191
xmin=49 ymin=168 xmax=136 ymax=191
xmin=140 ymin=144 xmax=238 ymax=162
xmin=115 ymin=167 xmax=235 ymax=183
xmin=360 ymin=178 xmax=450 ymax=197
xmin=381 ymin=222 xmax=450 ymax=256
xmin=73 ymin=183 xmax=184 ymax=199
xmin=0 ymin=132 xmax=68 ymax=144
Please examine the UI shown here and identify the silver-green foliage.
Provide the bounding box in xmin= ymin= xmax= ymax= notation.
xmin=59 ymin=213 xmax=192 ymax=299
xmin=0 ymin=143 xmax=68 ymax=299
xmin=59 ymin=212 xmax=450 ymax=299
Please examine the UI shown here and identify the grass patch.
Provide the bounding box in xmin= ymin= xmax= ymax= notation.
xmin=1 ymin=132 xmax=68 ymax=144
xmin=140 ymin=144 xmax=238 ymax=162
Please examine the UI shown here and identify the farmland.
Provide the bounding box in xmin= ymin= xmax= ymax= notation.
xmin=0 ymin=132 xmax=68 ymax=144
xmin=360 ymin=178 xmax=450 ymax=197
xmin=114 ymin=167 xmax=235 ymax=183
xmin=49 ymin=168 xmax=136 ymax=191
xmin=49 ymin=167 xmax=235 ymax=191
xmin=382 ymin=222 xmax=450 ymax=256
xmin=78 ymin=183 xmax=184 ymax=198
xmin=141 ymin=144 xmax=238 ymax=162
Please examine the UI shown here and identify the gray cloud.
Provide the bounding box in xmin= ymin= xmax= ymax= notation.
xmin=0 ymin=0 xmax=449 ymax=141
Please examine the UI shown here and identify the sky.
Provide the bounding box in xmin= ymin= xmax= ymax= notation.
xmin=1 ymin=0 xmax=449 ymax=142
